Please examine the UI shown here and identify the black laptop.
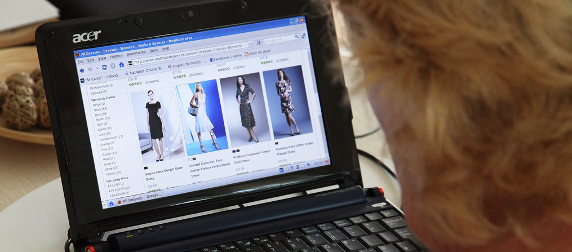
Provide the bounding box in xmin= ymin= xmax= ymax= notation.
xmin=35 ymin=1 xmax=425 ymax=251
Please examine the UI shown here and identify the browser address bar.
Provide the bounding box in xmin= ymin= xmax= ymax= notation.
xmin=129 ymin=42 xmax=250 ymax=66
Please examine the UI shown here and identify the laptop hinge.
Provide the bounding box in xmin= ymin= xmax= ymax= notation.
xmin=342 ymin=170 xmax=362 ymax=188
xmin=81 ymin=224 xmax=103 ymax=244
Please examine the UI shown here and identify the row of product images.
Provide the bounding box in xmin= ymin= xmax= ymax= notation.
xmin=132 ymin=65 xmax=314 ymax=164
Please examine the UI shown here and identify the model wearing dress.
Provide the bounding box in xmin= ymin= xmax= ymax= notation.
xmin=194 ymin=95 xmax=214 ymax=133
xmin=235 ymin=76 xmax=259 ymax=142
xmin=191 ymin=82 xmax=219 ymax=152
xmin=276 ymin=69 xmax=300 ymax=136
xmin=146 ymin=102 xmax=163 ymax=139
xmin=146 ymin=90 xmax=165 ymax=161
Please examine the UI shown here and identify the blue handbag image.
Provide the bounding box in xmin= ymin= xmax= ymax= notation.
xmin=188 ymin=104 xmax=198 ymax=116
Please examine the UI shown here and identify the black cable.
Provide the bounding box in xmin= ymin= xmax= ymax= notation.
xmin=354 ymin=130 xmax=402 ymax=208
xmin=354 ymin=127 xmax=381 ymax=139
xmin=357 ymin=149 xmax=402 ymax=209
xmin=356 ymin=148 xmax=397 ymax=180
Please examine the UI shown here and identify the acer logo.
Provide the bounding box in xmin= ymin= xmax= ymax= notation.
xmin=73 ymin=30 xmax=102 ymax=43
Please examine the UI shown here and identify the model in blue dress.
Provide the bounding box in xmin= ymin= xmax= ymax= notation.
xmin=190 ymin=82 xmax=219 ymax=152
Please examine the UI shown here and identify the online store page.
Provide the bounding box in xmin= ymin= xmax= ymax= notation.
xmin=73 ymin=17 xmax=331 ymax=209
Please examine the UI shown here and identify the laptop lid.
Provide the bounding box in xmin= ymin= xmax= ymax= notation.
xmin=36 ymin=0 xmax=359 ymax=246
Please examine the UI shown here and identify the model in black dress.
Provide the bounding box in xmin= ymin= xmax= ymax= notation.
xmin=235 ymin=76 xmax=259 ymax=142
xmin=146 ymin=90 xmax=165 ymax=161
xmin=276 ymin=69 xmax=300 ymax=136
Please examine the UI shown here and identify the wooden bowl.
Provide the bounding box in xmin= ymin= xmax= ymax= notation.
xmin=0 ymin=46 xmax=54 ymax=145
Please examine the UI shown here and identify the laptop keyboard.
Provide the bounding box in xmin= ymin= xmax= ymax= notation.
xmin=187 ymin=209 xmax=427 ymax=252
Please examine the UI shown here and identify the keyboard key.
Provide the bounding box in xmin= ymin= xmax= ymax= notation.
xmin=244 ymin=247 xmax=265 ymax=252
xmin=380 ymin=210 xmax=399 ymax=218
xmin=394 ymin=228 xmax=424 ymax=249
xmin=320 ymin=243 xmax=345 ymax=252
xmin=340 ymin=239 xmax=366 ymax=251
xmin=317 ymin=223 xmax=336 ymax=231
xmin=285 ymin=229 xmax=305 ymax=238
xmin=361 ymin=221 xmax=386 ymax=234
xmin=378 ymin=232 xmax=399 ymax=243
xmin=395 ymin=241 xmax=418 ymax=252
xmin=201 ymin=247 xmax=220 ymax=252
xmin=262 ymin=242 xmax=290 ymax=252
xmin=301 ymin=226 xmax=320 ymax=235
xmin=349 ymin=216 xmax=368 ymax=224
xmin=381 ymin=217 xmax=407 ymax=229
xmin=284 ymin=238 xmax=310 ymax=250
xmin=323 ymin=229 xmax=349 ymax=242
xmin=359 ymin=234 xmax=384 ymax=247
xmin=268 ymin=233 xmax=287 ymax=242
xmin=300 ymin=248 xmax=320 ymax=252
xmin=376 ymin=244 xmax=400 ymax=252
xmin=333 ymin=219 xmax=352 ymax=228
xmin=303 ymin=234 xmax=329 ymax=246
xmin=359 ymin=249 xmax=376 ymax=252
xmin=364 ymin=212 xmax=383 ymax=221
xmin=252 ymin=236 xmax=271 ymax=245
xmin=343 ymin=225 xmax=367 ymax=238
xmin=235 ymin=239 xmax=255 ymax=249
xmin=218 ymin=243 xmax=239 ymax=252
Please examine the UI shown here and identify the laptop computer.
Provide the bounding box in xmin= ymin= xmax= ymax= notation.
xmin=35 ymin=1 xmax=425 ymax=251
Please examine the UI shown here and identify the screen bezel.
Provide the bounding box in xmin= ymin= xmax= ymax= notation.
xmin=36 ymin=0 xmax=359 ymax=233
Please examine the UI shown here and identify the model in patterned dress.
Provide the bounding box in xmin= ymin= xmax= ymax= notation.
xmin=276 ymin=69 xmax=300 ymax=136
xmin=235 ymin=76 xmax=259 ymax=142
xmin=190 ymin=82 xmax=219 ymax=152
xmin=146 ymin=90 xmax=165 ymax=161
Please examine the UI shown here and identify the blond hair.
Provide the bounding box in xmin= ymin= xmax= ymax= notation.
xmin=195 ymin=82 xmax=203 ymax=93
xmin=333 ymin=0 xmax=572 ymax=247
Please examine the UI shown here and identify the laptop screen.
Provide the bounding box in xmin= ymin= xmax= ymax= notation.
xmin=72 ymin=16 xmax=331 ymax=209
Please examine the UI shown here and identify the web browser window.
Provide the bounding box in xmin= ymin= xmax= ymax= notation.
xmin=73 ymin=16 xmax=331 ymax=209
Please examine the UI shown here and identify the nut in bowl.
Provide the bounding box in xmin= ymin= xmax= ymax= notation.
xmin=0 ymin=46 xmax=53 ymax=145
xmin=2 ymin=71 xmax=50 ymax=130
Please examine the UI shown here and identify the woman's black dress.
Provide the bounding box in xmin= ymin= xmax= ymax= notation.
xmin=146 ymin=101 xmax=163 ymax=139
xmin=236 ymin=85 xmax=256 ymax=128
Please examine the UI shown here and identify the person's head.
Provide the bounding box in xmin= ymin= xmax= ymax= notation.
xmin=236 ymin=76 xmax=245 ymax=89
xmin=277 ymin=69 xmax=290 ymax=83
xmin=333 ymin=0 xmax=572 ymax=250
xmin=195 ymin=82 xmax=203 ymax=93
xmin=147 ymin=90 xmax=154 ymax=100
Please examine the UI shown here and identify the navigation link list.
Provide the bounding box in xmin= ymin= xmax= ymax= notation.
xmin=89 ymin=82 xmax=133 ymax=199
